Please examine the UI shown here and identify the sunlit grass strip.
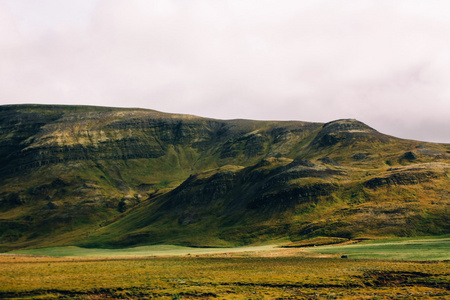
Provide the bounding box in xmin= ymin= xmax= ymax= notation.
xmin=8 ymin=244 xmax=278 ymax=257
xmin=282 ymin=237 xmax=349 ymax=248
xmin=307 ymin=237 xmax=450 ymax=260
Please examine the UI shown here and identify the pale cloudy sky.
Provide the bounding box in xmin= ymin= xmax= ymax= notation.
xmin=1 ymin=0 xmax=450 ymax=143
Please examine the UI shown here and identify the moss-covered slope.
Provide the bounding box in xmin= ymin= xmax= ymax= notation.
xmin=0 ymin=104 xmax=449 ymax=250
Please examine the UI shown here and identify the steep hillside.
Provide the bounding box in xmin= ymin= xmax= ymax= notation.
xmin=0 ymin=105 xmax=449 ymax=250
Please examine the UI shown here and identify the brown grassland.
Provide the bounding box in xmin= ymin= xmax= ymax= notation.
xmin=1 ymin=248 xmax=449 ymax=299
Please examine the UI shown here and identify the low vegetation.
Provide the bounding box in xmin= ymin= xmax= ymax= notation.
xmin=282 ymin=236 xmax=349 ymax=248
xmin=8 ymin=244 xmax=278 ymax=257
xmin=1 ymin=252 xmax=449 ymax=299
xmin=308 ymin=235 xmax=450 ymax=260
xmin=2 ymin=236 xmax=449 ymax=299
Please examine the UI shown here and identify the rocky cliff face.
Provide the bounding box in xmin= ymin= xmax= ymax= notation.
xmin=0 ymin=105 xmax=449 ymax=250
xmin=363 ymin=164 xmax=447 ymax=189
xmin=310 ymin=119 xmax=389 ymax=148
xmin=0 ymin=105 xmax=319 ymax=176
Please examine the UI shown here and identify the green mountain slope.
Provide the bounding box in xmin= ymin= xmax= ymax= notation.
xmin=0 ymin=104 xmax=449 ymax=250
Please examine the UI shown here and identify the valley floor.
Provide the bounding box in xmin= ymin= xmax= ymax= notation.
xmin=1 ymin=240 xmax=449 ymax=299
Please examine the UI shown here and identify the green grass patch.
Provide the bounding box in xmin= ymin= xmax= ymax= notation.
xmin=8 ymin=244 xmax=278 ymax=257
xmin=308 ymin=235 xmax=450 ymax=260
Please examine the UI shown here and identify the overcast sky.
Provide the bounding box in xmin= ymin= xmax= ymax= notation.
xmin=1 ymin=0 xmax=450 ymax=143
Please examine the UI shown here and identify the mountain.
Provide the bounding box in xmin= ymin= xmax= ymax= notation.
xmin=0 ymin=104 xmax=449 ymax=251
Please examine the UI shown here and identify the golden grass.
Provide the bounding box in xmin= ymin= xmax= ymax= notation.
xmin=283 ymin=237 xmax=349 ymax=248
xmin=1 ymin=250 xmax=449 ymax=299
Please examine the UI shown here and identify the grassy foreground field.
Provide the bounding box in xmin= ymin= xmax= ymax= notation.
xmin=1 ymin=253 xmax=449 ymax=299
xmin=1 ymin=240 xmax=450 ymax=299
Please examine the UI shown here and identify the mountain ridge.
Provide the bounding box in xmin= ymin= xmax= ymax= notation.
xmin=0 ymin=104 xmax=449 ymax=251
